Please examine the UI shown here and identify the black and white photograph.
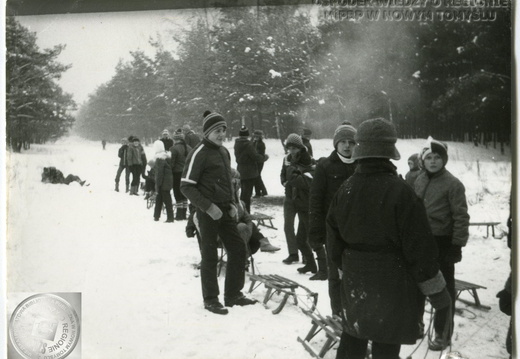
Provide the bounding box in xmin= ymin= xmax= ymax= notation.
xmin=4 ymin=1 xmax=514 ymax=358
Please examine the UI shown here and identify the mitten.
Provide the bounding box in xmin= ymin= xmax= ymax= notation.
xmin=185 ymin=225 xmax=196 ymax=238
xmin=496 ymin=289 xmax=512 ymax=315
xmin=428 ymin=287 xmax=451 ymax=310
xmin=206 ymin=203 xmax=223 ymax=220
xmin=445 ymin=245 xmax=462 ymax=263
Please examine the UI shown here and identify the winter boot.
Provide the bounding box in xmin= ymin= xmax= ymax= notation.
xmin=309 ymin=247 xmax=328 ymax=281
xmin=224 ymin=294 xmax=258 ymax=307
xmin=259 ymin=238 xmax=280 ymax=252
xmin=175 ymin=207 xmax=187 ymax=221
xmin=428 ymin=333 xmax=450 ymax=351
xmin=130 ymin=186 xmax=139 ymax=195
xmin=282 ymin=254 xmax=299 ymax=264
xmin=204 ymin=300 xmax=228 ymax=315
xmin=115 ymin=182 xmax=119 ymax=192
xmin=125 ymin=184 xmax=130 ymax=193
xmin=297 ymin=251 xmax=317 ymax=274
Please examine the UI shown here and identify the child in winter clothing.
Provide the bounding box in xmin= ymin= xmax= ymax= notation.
xmin=252 ymin=130 xmax=269 ymax=197
xmin=405 ymin=153 xmax=422 ymax=187
xmin=153 ymin=140 xmax=174 ymax=222
xmin=327 ymin=118 xmax=451 ymax=359
xmin=280 ymin=133 xmax=317 ymax=274
xmin=114 ymin=138 xmax=130 ymax=192
xmin=181 ymin=112 xmax=257 ymax=315
xmin=414 ymin=136 xmax=470 ymax=351
xmin=234 ymin=126 xmax=268 ymax=213
xmin=41 ymin=167 xmax=87 ymax=186
xmin=125 ymin=136 xmax=142 ymax=195
xmin=170 ymin=129 xmax=192 ymax=220
xmin=308 ymin=124 xmax=357 ymax=315
xmin=143 ymin=160 xmax=156 ymax=199
xmin=301 ymin=127 xmax=313 ymax=157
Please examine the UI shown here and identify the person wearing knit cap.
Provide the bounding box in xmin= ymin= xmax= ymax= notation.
xmin=114 ymin=137 xmax=130 ymax=192
xmin=327 ymin=118 xmax=451 ymax=359
xmin=307 ymin=123 xmax=357 ymax=315
xmin=234 ymin=125 xmax=268 ymax=213
xmin=280 ymin=133 xmax=317 ymax=274
xmin=170 ymin=129 xmax=192 ymax=220
xmin=252 ymin=130 xmax=268 ymax=198
xmin=404 ymin=153 xmax=422 ymax=188
xmin=152 ymin=140 xmax=174 ymax=222
xmin=160 ymin=129 xmax=174 ymax=151
xmin=301 ymin=127 xmax=313 ymax=157
xmin=414 ymin=136 xmax=469 ymax=351
xmin=181 ymin=112 xmax=257 ymax=314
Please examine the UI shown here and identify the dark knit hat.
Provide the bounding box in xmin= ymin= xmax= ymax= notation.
xmin=203 ymin=110 xmax=212 ymax=118
xmin=173 ymin=129 xmax=184 ymax=141
xmin=239 ymin=125 xmax=250 ymax=137
xmin=420 ymin=136 xmax=448 ymax=166
xmin=285 ymin=133 xmax=305 ymax=150
xmin=333 ymin=124 xmax=357 ymax=149
xmin=203 ymin=112 xmax=227 ymax=137
xmin=302 ymin=128 xmax=312 ymax=136
xmin=351 ymin=118 xmax=400 ymax=160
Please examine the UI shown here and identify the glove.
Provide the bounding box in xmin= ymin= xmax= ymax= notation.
xmin=445 ymin=245 xmax=462 ymax=263
xmin=185 ymin=225 xmax=196 ymax=238
xmin=228 ymin=203 xmax=238 ymax=219
xmin=206 ymin=203 xmax=223 ymax=220
xmin=428 ymin=287 xmax=451 ymax=310
xmin=496 ymin=289 xmax=512 ymax=315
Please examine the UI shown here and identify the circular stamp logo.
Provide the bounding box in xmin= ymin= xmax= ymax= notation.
xmin=9 ymin=293 xmax=80 ymax=359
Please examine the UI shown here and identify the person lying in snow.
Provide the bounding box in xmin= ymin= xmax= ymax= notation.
xmin=41 ymin=167 xmax=88 ymax=186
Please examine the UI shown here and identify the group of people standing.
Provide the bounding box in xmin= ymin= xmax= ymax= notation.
xmin=275 ymin=118 xmax=471 ymax=359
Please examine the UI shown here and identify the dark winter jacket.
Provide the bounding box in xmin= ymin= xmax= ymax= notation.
xmin=181 ymin=138 xmax=234 ymax=212
xmin=184 ymin=130 xmax=201 ymax=149
xmin=154 ymin=152 xmax=173 ymax=192
xmin=308 ymin=150 xmax=356 ymax=247
xmin=282 ymin=151 xmax=314 ymax=212
xmin=118 ymin=144 xmax=128 ymax=167
xmin=160 ymin=138 xmax=174 ymax=152
xmin=302 ymin=137 xmax=313 ymax=157
xmin=414 ymin=168 xmax=470 ymax=246
xmin=234 ymin=137 xmax=266 ymax=180
xmin=327 ymin=159 xmax=444 ymax=345
xmin=169 ymin=141 xmax=192 ymax=174
xmin=126 ymin=145 xmax=142 ymax=166
xmin=252 ymin=138 xmax=267 ymax=172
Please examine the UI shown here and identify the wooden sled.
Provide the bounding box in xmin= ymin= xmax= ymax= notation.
xmin=251 ymin=213 xmax=277 ymax=230
xmin=297 ymin=310 xmax=343 ymax=358
xmin=469 ymin=221 xmax=501 ymax=239
xmin=455 ymin=279 xmax=490 ymax=310
xmin=248 ymin=274 xmax=318 ymax=314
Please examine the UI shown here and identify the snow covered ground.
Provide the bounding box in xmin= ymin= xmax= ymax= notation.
xmin=6 ymin=136 xmax=513 ymax=359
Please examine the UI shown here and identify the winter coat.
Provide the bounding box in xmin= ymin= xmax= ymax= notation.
xmin=170 ymin=141 xmax=192 ymax=174
xmin=302 ymin=137 xmax=313 ymax=157
xmin=282 ymin=152 xmax=314 ymax=212
xmin=414 ymin=168 xmax=470 ymax=246
xmin=181 ymin=137 xmax=234 ymax=212
xmin=184 ymin=130 xmax=201 ymax=149
xmin=126 ymin=145 xmax=142 ymax=166
xmin=154 ymin=152 xmax=173 ymax=192
xmin=252 ymin=139 xmax=267 ymax=172
xmin=118 ymin=145 xmax=128 ymax=167
xmin=327 ymin=160 xmax=443 ymax=345
xmin=160 ymin=138 xmax=174 ymax=152
xmin=405 ymin=169 xmax=423 ymax=188
xmin=234 ymin=137 xmax=266 ymax=180
xmin=308 ymin=150 xmax=356 ymax=247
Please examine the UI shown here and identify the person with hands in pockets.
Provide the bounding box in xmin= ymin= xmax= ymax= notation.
xmin=181 ymin=112 xmax=257 ymax=315
xmin=327 ymin=118 xmax=451 ymax=359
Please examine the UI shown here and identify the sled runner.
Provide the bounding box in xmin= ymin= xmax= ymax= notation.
xmin=297 ymin=310 xmax=343 ymax=358
xmin=248 ymin=274 xmax=318 ymax=314
xmin=250 ymin=213 xmax=277 ymax=230
xmin=455 ymin=279 xmax=490 ymax=310
xmin=469 ymin=221 xmax=501 ymax=239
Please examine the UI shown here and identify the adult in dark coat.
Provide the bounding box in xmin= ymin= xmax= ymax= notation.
xmin=301 ymin=127 xmax=313 ymax=157
xmin=183 ymin=124 xmax=202 ymax=149
xmin=234 ymin=126 xmax=268 ymax=213
xmin=153 ymin=140 xmax=174 ymax=222
xmin=308 ymin=124 xmax=357 ymax=315
xmin=160 ymin=129 xmax=174 ymax=151
xmin=252 ymin=130 xmax=268 ymax=197
xmin=327 ymin=118 xmax=451 ymax=359
xmin=114 ymin=138 xmax=130 ymax=192
xmin=126 ymin=137 xmax=143 ymax=195
xmin=170 ymin=129 xmax=192 ymax=220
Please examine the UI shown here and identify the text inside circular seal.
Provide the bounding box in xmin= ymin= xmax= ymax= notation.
xmin=9 ymin=293 xmax=81 ymax=359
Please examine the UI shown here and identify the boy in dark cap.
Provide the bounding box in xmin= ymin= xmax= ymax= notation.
xmin=181 ymin=112 xmax=257 ymax=315
xmin=301 ymin=127 xmax=313 ymax=157
xmin=327 ymin=118 xmax=451 ymax=359
xmin=252 ymin=130 xmax=268 ymax=197
xmin=414 ymin=136 xmax=470 ymax=351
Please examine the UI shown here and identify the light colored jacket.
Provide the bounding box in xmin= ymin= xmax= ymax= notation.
xmin=414 ymin=168 xmax=470 ymax=246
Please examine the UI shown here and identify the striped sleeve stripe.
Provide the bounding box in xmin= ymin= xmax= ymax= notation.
xmin=183 ymin=144 xmax=205 ymax=183
xmin=181 ymin=178 xmax=197 ymax=184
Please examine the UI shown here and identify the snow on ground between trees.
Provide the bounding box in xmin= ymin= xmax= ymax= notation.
xmin=6 ymin=136 xmax=512 ymax=359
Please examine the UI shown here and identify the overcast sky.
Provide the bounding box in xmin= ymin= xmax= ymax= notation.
xmin=16 ymin=9 xmax=198 ymax=105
